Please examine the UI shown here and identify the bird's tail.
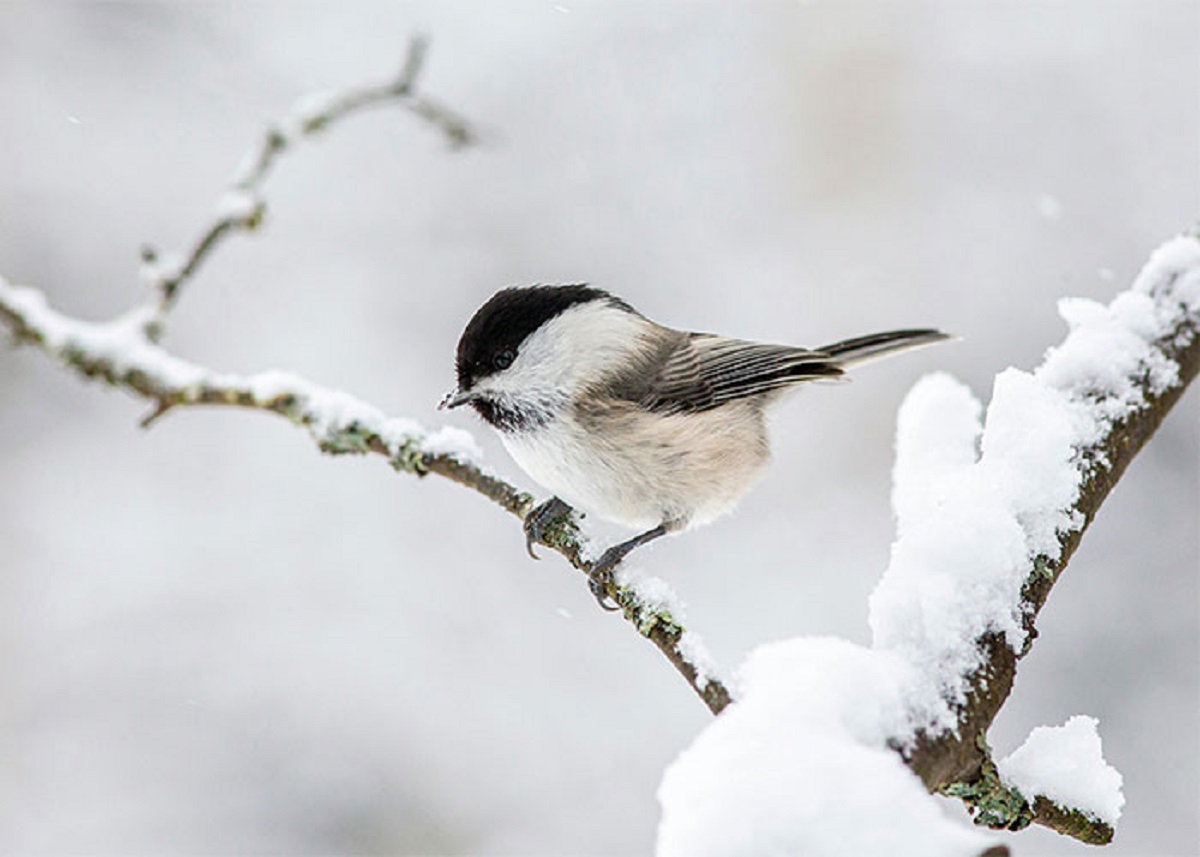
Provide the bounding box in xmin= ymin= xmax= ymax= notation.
xmin=818 ymin=329 xmax=952 ymax=369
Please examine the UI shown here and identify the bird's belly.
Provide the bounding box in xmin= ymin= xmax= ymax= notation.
xmin=501 ymin=421 xmax=655 ymax=528
xmin=500 ymin=406 xmax=770 ymax=531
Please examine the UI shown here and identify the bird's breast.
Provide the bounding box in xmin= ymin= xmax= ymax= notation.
xmin=500 ymin=399 xmax=773 ymax=532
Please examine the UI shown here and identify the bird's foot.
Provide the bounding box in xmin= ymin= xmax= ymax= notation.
xmin=584 ymin=524 xmax=671 ymax=612
xmin=586 ymin=549 xmax=625 ymax=612
xmin=523 ymin=496 xmax=577 ymax=560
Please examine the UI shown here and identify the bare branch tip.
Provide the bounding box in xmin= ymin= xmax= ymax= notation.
xmin=396 ymin=34 xmax=431 ymax=94
xmin=446 ymin=123 xmax=475 ymax=150
xmin=139 ymin=399 xmax=175 ymax=429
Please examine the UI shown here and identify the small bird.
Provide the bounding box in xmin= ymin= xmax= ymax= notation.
xmin=440 ymin=285 xmax=948 ymax=608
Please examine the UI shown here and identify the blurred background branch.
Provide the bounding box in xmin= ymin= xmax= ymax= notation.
xmin=142 ymin=34 xmax=474 ymax=324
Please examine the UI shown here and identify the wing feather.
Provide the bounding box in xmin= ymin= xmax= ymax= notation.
xmin=640 ymin=333 xmax=842 ymax=413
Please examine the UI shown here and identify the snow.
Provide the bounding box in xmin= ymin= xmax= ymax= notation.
xmin=676 ymin=631 xmax=718 ymax=692
xmin=870 ymin=372 xmax=1033 ymax=719
xmin=288 ymin=89 xmax=343 ymax=131
xmin=656 ymin=638 xmax=998 ymax=857
xmin=654 ymin=232 xmax=1200 ymax=855
xmin=420 ymin=426 xmax=483 ymax=462
xmin=871 ymin=230 xmax=1200 ymax=720
xmin=242 ymin=369 xmax=420 ymax=455
xmin=138 ymin=250 xmax=186 ymax=289
xmin=615 ymin=567 xmax=684 ymax=620
xmin=981 ymin=368 xmax=1089 ymax=555
xmin=1133 ymin=233 xmax=1200 ymax=311
xmin=0 ymin=276 xmax=480 ymax=468
xmin=612 ymin=567 xmax=719 ymax=692
xmin=998 ymin=716 xmax=1124 ymax=825
xmin=0 ymin=281 xmax=207 ymax=389
xmin=214 ymin=188 xmax=263 ymax=222
xmin=1039 ymin=295 xmax=1180 ymax=413
xmin=889 ymin=371 xmax=981 ymax=535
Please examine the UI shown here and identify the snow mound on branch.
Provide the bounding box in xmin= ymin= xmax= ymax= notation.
xmin=0 ymin=277 xmax=483 ymax=468
xmin=871 ymin=233 xmax=1200 ymax=722
xmin=656 ymin=638 xmax=997 ymax=857
xmin=655 ymin=232 xmax=1200 ymax=854
xmin=868 ymin=368 xmax=1090 ymax=723
xmin=998 ymin=715 xmax=1124 ymax=825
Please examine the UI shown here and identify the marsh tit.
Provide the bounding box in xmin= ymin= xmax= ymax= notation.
xmin=440 ymin=285 xmax=948 ymax=608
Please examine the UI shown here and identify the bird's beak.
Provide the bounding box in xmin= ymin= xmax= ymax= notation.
xmin=438 ymin=386 xmax=476 ymax=410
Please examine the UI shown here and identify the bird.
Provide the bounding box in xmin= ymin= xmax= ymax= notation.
xmin=440 ymin=284 xmax=949 ymax=608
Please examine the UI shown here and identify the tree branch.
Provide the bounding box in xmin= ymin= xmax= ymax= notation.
xmin=0 ymin=41 xmax=730 ymax=717
xmin=0 ymin=280 xmax=730 ymax=713
xmin=655 ymin=234 xmax=1197 ymax=856
xmin=903 ymin=232 xmax=1200 ymax=842
xmin=141 ymin=34 xmax=474 ymax=325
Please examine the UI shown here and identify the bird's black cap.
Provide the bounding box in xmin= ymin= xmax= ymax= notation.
xmin=454 ymin=284 xmax=631 ymax=390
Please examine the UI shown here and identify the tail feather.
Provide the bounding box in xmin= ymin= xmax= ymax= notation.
xmin=819 ymin=329 xmax=952 ymax=368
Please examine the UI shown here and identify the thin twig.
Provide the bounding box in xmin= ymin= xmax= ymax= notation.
xmin=144 ymin=34 xmax=475 ymax=320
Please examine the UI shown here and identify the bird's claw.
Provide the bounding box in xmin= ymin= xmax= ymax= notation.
xmin=522 ymin=497 xmax=574 ymax=561
xmin=522 ymin=497 xmax=625 ymax=612
xmin=587 ymin=571 xmax=621 ymax=612
xmin=587 ymin=551 xmax=623 ymax=612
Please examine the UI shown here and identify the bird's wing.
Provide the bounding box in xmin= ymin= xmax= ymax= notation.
xmin=640 ymin=333 xmax=843 ymax=414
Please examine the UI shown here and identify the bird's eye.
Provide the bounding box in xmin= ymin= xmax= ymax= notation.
xmin=493 ymin=349 xmax=515 ymax=370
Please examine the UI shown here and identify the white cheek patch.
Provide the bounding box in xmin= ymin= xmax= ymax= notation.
xmin=480 ymin=301 xmax=649 ymax=401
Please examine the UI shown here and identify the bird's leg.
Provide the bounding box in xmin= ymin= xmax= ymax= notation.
xmin=587 ymin=524 xmax=670 ymax=611
xmin=523 ymin=496 xmax=577 ymax=559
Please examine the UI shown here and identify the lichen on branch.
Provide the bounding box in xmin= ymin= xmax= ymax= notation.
xmin=892 ymin=233 xmax=1200 ymax=840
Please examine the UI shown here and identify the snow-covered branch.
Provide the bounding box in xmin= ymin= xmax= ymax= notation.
xmin=0 ymin=45 xmax=730 ymax=719
xmin=657 ymin=231 xmax=1200 ymax=854
xmin=0 ymin=276 xmax=730 ymax=714
xmin=890 ymin=234 xmax=1200 ymax=839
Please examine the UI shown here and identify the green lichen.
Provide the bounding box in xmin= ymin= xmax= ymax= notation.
xmin=317 ymin=421 xmax=374 ymax=455
xmin=1031 ymin=554 xmax=1055 ymax=583
xmin=941 ymin=736 xmax=1033 ymax=832
xmin=388 ymin=440 xmax=427 ymax=475
xmin=536 ymin=511 xmax=580 ymax=552
xmin=635 ymin=609 xmax=682 ymax=639
xmin=944 ymin=778 xmax=1032 ymax=832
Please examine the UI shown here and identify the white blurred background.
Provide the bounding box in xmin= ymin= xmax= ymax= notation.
xmin=0 ymin=2 xmax=1195 ymax=854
